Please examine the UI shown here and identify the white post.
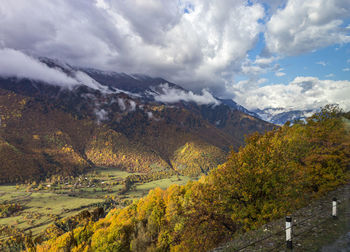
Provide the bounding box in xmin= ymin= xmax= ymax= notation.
xmin=286 ymin=216 xmax=292 ymax=249
xmin=332 ymin=198 xmax=337 ymax=218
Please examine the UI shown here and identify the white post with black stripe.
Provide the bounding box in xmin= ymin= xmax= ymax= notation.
xmin=332 ymin=198 xmax=337 ymax=218
xmin=286 ymin=216 xmax=293 ymax=249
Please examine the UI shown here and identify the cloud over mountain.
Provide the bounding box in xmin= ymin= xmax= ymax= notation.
xmin=0 ymin=0 xmax=349 ymax=112
xmin=0 ymin=0 xmax=264 ymax=92
xmin=154 ymin=83 xmax=220 ymax=105
xmin=0 ymin=48 xmax=78 ymax=87
xmin=232 ymin=76 xmax=350 ymax=111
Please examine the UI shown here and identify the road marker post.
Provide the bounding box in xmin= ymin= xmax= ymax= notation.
xmin=286 ymin=216 xmax=293 ymax=249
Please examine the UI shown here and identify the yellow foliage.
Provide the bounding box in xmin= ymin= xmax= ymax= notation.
xmin=34 ymin=105 xmax=350 ymax=252
xmin=32 ymin=135 xmax=40 ymax=140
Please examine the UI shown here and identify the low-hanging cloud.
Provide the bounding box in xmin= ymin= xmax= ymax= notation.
xmin=154 ymin=83 xmax=220 ymax=106
xmin=0 ymin=0 xmax=349 ymax=112
xmin=0 ymin=48 xmax=78 ymax=87
xmin=0 ymin=0 xmax=265 ymax=92
xmin=0 ymin=48 xmax=119 ymax=93
xmin=231 ymin=76 xmax=350 ymax=111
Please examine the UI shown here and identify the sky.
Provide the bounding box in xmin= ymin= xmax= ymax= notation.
xmin=0 ymin=0 xmax=349 ymax=111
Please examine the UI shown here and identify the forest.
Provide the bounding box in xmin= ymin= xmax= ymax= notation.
xmin=2 ymin=105 xmax=350 ymax=251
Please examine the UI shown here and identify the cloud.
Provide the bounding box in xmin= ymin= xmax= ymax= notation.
xmin=128 ymin=100 xmax=136 ymax=111
xmin=0 ymin=48 xmax=78 ymax=87
xmin=116 ymin=97 xmax=137 ymax=112
xmin=325 ymin=73 xmax=334 ymax=78
xmin=275 ymin=71 xmax=286 ymax=77
xmin=146 ymin=111 xmax=153 ymax=119
xmin=153 ymin=83 xmax=220 ymax=106
xmin=117 ymin=98 xmax=126 ymax=111
xmin=0 ymin=0 xmax=265 ymax=93
xmin=241 ymin=64 xmax=265 ymax=76
xmin=1 ymin=0 xmax=349 ymax=108
xmin=231 ymin=76 xmax=350 ymax=111
xmin=343 ymin=68 xmax=350 ymax=72
xmin=94 ymin=108 xmax=108 ymax=122
xmin=316 ymin=61 xmax=327 ymax=66
xmin=265 ymin=0 xmax=350 ymax=55
xmin=254 ymin=56 xmax=277 ymax=66
xmin=0 ymin=48 xmax=119 ymax=94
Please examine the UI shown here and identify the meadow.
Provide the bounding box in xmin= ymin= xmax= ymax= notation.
xmin=0 ymin=167 xmax=195 ymax=238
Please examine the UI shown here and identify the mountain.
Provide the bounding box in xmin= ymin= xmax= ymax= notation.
xmin=254 ymin=107 xmax=315 ymax=125
xmin=219 ymin=99 xmax=260 ymax=118
xmin=34 ymin=105 xmax=350 ymax=252
xmin=0 ymin=58 xmax=274 ymax=183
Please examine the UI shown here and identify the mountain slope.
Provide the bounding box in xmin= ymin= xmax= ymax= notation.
xmin=34 ymin=105 xmax=350 ymax=252
xmin=254 ymin=107 xmax=315 ymax=125
xmin=0 ymin=59 xmax=274 ymax=183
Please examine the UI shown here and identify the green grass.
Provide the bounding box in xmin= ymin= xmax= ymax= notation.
xmin=0 ymin=168 xmax=197 ymax=237
xmin=92 ymin=167 xmax=141 ymax=179
xmin=0 ymin=185 xmax=104 ymax=235
xmin=136 ymin=175 xmax=193 ymax=190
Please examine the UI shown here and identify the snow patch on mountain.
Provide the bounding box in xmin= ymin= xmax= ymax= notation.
xmin=254 ymin=108 xmax=317 ymax=125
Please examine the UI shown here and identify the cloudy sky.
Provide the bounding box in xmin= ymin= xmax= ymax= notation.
xmin=0 ymin=0 xmax=350 ymax=111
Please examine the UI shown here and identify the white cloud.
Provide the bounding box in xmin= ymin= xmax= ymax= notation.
xmin=0 ymin=48 xmax=78 ymax=87
xmin=275 ymin=71 xmax=286 ymax=77
xmin=128 ymin=100 xmax=136 ymax=111
xmin=258 ymin=78 xmax=268 ymax=84
xmin=254 ymin=56 xmax=277 ymax=66
xmin=116 ymin=97 xmax=137 ymax=112
xmin=154 ymin=83 xmax=220 ymax=106
xmin=94 ymin=108 xmax=108 ymax=122
xmin=347 ymin=59 xmax=350 ymax=64
xmin=146 ymin=111 xmax=153 ymax=119
xmin=241 ymin=64 xmax=265 ymax=76
xmin=0 ymin=0 xmax=265 ymax=93
xmin=1 ymin=0 xmax=349 ymax=108
xmin=0 ymin=48 xmax=120 ymax=93
xmin=343 ymin=68 xmax=350 ymax=72
xmin=265 ymin=0 xmax=350 ymax=55
xmin=117 ymin=98 xmax=126 ymax=111
xmin=316 ymin=61 xmax=326 ymax=66
xmin=325 ymin=73 xmax=334 ymax=78
xmin=231 ymin=76 xmax=350 ymax=111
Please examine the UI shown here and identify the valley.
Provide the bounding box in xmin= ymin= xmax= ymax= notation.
xmin=0 ymin=1 xmax=349 ymax=251
xmin=0 ymin=167 xmax=196 ymax=238
xmin=0 ymin=58 xmax=347 ymax=251
xmin=0 ymin=60 xmax=272 ymax=247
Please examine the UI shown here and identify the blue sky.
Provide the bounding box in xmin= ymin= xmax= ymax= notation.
xmin=246 ymin=34 xmax=350 ymax=85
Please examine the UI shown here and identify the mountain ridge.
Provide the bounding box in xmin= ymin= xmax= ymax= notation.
xmin=0 ymin=58 xmax=274 ymax=183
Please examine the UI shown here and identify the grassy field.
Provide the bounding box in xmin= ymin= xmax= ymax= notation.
xmin=0 ymin=167 xmax=196 ymax=237
xmin=0 ymin=186 xmax=104 ymax=235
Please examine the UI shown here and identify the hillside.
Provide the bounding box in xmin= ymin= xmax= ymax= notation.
xmin=0 ymin=60 xmax=273 ymax=183
xmin=0 ymin=89 xmax=220 ymax=183
xmin=30 ymin=105 xmax=350 ymax=251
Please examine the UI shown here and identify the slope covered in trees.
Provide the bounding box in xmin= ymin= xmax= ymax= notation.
xmin=33 ymin=105 xmax=350 ymax=251
xmin=0 ymin=86 xmax=271 ymax=183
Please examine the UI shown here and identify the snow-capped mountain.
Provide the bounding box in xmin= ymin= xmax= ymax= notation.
xmin=253 ymin=107 xmax=316 ymax=125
